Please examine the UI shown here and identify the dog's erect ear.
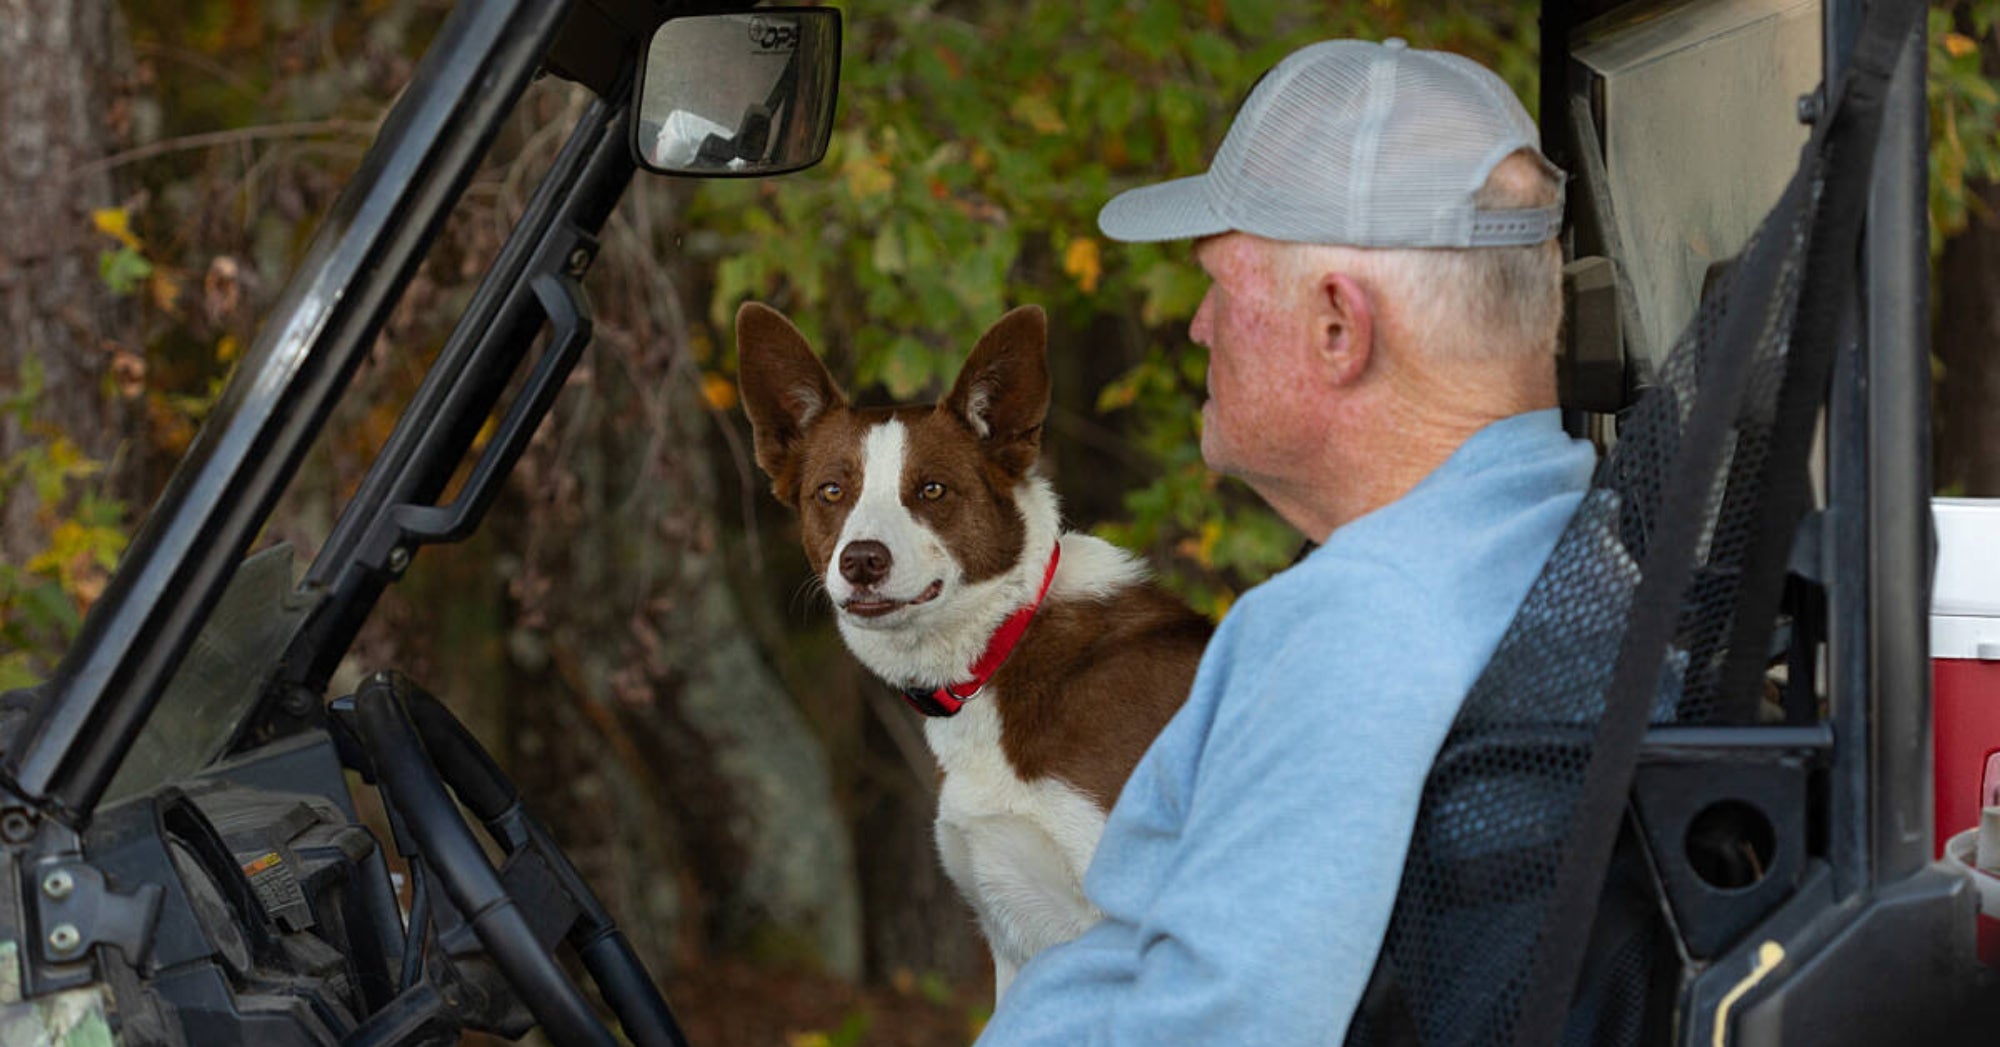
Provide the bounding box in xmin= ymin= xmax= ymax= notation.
xmin=942 ymin=305 xmax=1049 ymax=478
xmin=736 ymin=301 xmax=846 ymax=504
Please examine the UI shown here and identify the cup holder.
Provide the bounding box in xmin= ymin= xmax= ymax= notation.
xmin=1685 ymin=798 xmax=1777 ymax=891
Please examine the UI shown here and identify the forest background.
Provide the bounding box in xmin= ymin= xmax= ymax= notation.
xmin=3 ymin=1 xmax=1999 ymax=1045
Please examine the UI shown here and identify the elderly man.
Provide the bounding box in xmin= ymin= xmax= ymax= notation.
xmin=976 ymin=38 xmax=1597 ymax=1045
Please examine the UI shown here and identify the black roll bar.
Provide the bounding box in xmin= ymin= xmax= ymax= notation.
xmin=1825 ymin=10 xmax=1933 ymax=897
xmin=1863 ymin=24 xmax=1933 ymax=885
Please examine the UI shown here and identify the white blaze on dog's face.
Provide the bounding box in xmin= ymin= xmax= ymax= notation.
xmin=736 ymin=303 xmax=1051 ymax=642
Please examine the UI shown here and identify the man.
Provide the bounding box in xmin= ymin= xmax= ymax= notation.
xmin=976 ymin=38 xmax=1598 ymax=1045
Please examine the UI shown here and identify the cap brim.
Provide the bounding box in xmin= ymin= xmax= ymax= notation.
xmin=1097 ymin=175 xmax=1231 ymax=243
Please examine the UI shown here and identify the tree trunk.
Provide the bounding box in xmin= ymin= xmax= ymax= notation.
xmin=1935 ymin=22 xmax=2000 ymax=498
xmin=479 ymin=174 xmax=863 ymax=979
xmin=1935 ymin=180 xmax=2000 ymax=497
xmin=0 ymin=0 xmax=135 ymax=561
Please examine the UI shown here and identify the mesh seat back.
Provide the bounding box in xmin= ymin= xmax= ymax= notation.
xmin=1346 ymin=137 xmax=1824 ymax=1047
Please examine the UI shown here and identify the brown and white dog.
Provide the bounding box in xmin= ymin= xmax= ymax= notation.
xmin=736 ymin=301 xmax=1210 ymax=999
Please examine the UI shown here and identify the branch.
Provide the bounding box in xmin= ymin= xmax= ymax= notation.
xmin=65 ymin=119 xmax=380 ymax=181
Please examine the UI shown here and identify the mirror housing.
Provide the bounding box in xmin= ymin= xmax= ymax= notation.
xmin=632 ymin=8 xmax=841 ymax=178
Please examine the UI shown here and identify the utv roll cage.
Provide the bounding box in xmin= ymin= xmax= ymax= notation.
xmin=0 ymin=0 xmax=1980 ymax=1044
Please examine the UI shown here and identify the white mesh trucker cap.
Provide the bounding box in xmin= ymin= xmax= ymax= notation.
xmin=1097 ymin=38 xmax=1564 ymax=248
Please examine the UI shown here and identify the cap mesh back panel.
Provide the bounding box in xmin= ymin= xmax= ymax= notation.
xmin=1219 ymin=41 xmax=1540 ymax=247
xmin=1345 ymin=148 xmax=1820 ymax=1046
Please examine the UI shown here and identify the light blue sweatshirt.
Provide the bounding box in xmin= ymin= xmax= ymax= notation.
xmin=977 ymin=409 xmax=1597 ymax=1046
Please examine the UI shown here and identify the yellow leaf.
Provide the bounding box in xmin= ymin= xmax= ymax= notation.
xmin=1197 ymin=519 xmax=1222 ymax=566
xmin=215 ymin=334 xmax=241 ymax=363
xmin=47 ymin=437 xmax=101 ymax=480
xmin=1063 ymin=237 xmax=1103 ymax=294
xmin=1945 ymin=32 xmax=1979 ymax=59
xmin=785 ymin=1033 xmax=833 ymax=1047
xmin=27 ymin=520 xmax=94 ymax=588
xmin=25 ymin=547 xmax=64 ymax=579
xmin=1096 ymin=375 xmax=1140 ymax=412
xmin=91 ymin=208 xmax=142 ymax=251
xmin=1009 ymin=93 xmax=1068 ymax=135
xmin=701 ymin=373 xmax=738 ymax=412
xmin=470 ymin=415 xmax=498 ymax=453
xmin=841 ymin=149 xmax=895 ymax=201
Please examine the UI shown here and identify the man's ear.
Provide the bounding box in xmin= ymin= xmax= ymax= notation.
xmin=942 ymin=305 xmax=1049 ymax=479
xmin=1320 ymin=272 xmax=1375 ymax=386
xmin=736 ymin=301 xmax=846 ymax=504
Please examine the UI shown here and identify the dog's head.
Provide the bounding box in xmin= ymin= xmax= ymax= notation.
xmin=736 ymin=302 xmax=1050 ymax=635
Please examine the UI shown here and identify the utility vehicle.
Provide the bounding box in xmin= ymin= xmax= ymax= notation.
xmin=0 ymin=0 xmax=1984 ymax=1044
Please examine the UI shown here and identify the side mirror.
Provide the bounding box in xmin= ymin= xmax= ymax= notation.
xmin=632 ymin=8 xmax=841 ymax=178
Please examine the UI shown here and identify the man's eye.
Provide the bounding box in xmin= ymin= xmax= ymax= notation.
xmin=918 ymin=481 xmax=946 ymax=501
xmin=816 ymin=482 xmax=844 ymax=504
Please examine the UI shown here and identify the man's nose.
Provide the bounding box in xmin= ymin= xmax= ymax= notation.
xmin=1189 ymin=287 xmax=1215 ymax=347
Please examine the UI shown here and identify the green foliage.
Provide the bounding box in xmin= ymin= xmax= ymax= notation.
xmin=1930 ymin=1 xmax=2000 ymax=251
xmin=695 ymin=0 xmax=1541 ymax=614
xmin=0 ymin=360 xmax=130 ymax=691
xmin=98 ymin=246 xmax=155 ymax=297
xmin=2 ymin=0 xmax=434 ymax=685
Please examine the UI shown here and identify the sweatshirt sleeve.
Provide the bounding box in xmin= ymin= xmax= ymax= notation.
xmin=978 ymin=564 xmax=1464 ymax=1047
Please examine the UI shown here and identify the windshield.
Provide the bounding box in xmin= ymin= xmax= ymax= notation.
xmin=99 ymin=544 xmax=313 ymax=805
xmin=0 ymin=0 xmax=568 ymax=821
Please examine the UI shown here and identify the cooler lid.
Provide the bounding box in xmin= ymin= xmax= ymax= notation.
xmin=1934 ymin=498 xmax=2000 ymax=660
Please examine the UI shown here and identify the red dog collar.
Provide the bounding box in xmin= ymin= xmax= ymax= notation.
xmin=901 ymin=543 xmax=1061 ymax=717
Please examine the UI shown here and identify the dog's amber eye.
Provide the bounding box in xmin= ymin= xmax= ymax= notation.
xmin=918 ymin=481 xmax=946 ymax=501
xmin=816 ymin=482 xmax=844 ymax=504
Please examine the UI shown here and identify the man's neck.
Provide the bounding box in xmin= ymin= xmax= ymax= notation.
xmin=1262 ymin=351 xmax=1556 ymax=542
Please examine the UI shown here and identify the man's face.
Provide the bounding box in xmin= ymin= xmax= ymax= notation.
xmin=1188 ymin=233 xmax=1323 ymax=483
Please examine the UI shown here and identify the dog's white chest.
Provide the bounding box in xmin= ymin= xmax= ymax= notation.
xmin=925 ymin=695 xmax=1106 ymax=992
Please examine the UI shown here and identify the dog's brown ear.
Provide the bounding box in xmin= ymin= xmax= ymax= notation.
xmin=736 ymin=301 xmax=846 ymax=505
xmin=942 ymin=305 xmax=1049 ymax=480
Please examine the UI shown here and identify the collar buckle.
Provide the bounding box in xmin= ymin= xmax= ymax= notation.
xmin=900 ymin=685 xmax=969 ymax=718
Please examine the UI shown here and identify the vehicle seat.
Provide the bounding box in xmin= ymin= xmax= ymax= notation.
xmin=1341 ymin=0 xmax=1922 ymax=1032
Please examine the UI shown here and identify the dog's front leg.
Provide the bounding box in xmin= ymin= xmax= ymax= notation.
xmin=992 ymin=948 xmax=1020 ymax=1004
xmin=958 ymin=814 xmax=1102 ymax=1000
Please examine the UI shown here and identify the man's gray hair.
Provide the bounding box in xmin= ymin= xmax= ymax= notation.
xmin=1277 ymin=150 xmax=1564 ymax=361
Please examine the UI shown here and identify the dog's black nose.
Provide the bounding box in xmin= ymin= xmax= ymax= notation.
xmin=839 ymin=540 xmax=892 ymax=587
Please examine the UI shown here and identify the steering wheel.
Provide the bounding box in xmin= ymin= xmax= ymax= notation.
xmin=341 ymin=670 xmax=688 ymax=1047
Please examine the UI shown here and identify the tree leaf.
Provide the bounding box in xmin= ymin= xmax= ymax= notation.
xmin=1009 ymin=92 xmax=1068 ymax=135
xmin=871 ymin=224 xmax=906 ymax=274
xmin=98 ymin=247 xmax=154 ymax=297
xmin=881 ymin=336 xmax=935 ymax=399
xmin=1062 ymin=237 xmax=1103 ymax=293
xmin=91 ymin=207 xmax=141 ymax=250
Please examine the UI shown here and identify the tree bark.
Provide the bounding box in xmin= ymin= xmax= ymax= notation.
xmin=1935 ymin=20 xmax=2000 ymax=498
xmin=0 ymin=0 xmax=135 ymax=561
xmin=1935 ymin=178 xmax=2000 ymax=497
xmin=478 ymin=175 xmax=864 ymax=979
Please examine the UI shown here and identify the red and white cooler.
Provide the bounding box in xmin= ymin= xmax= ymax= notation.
xmin=1931 ymin=499 xmax=2000 ymax=965
xmin=1933 ymin=497 xmax=2000 ymax=857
